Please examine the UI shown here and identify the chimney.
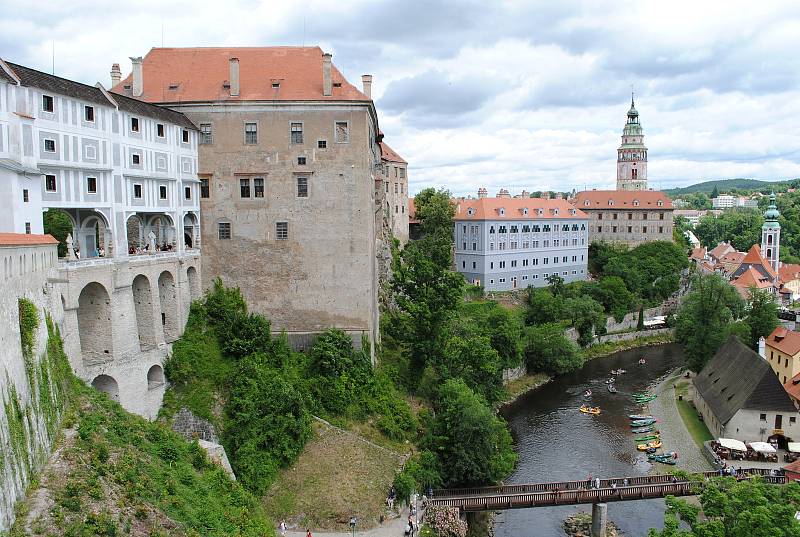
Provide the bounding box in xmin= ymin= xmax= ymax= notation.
xmin=478 ymin=188 xmax=488 ymax=199
xmin=322 ymin=53 xmax=332 ymax=96
xmin=130 ymin=57 xmax=143 ymax=97
xmin=361 ymin=74 xmax=373 ymax=99
xmin=497 ymin=188 xmax=511 ymax=199
xmin=229 ymin=57 xmax=240 ymax=97
xmin=110 ymin=63 xmax=121 ymax=87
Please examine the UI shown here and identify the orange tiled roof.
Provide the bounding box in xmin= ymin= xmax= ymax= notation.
xmin=779 ymin=263 xmax=800 ymax=282
xmin=573 ymin=190 xmax=673 ymax=209
xmin=767 ymin=327 xmax=800 ymax=357
xmin=455 ymin=197 xmax=587 ymax=221
xmin=709 ymin=242 xmax=735 ymax=260
xmin=731 ymin=266 xmax=774 ymax=290
xmin=112 ymin=47 xmax=369 ymax=103
xmin=741 ymin=244 xmax=777 ymax=279
xmin=380 ymin=141 xmax=407 ymax=164
xmin=690 ymin=247 xmax=707 ymax=260
xmin=0 ymin=233 xmax=58 ymax=246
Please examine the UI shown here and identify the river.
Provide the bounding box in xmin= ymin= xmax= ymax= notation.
xmin=494 ymin=343 xmax=685 ymax=537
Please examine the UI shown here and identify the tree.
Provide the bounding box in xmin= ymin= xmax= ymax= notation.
xmin=590 ymin=276 xmax=636 ymax=322
xmin=637 ymin=306 xmax=645 ymax=331
xmin=309 ymin=328 xmax=367 ymax=377
xmin=524 ymin=323 xmax=582 ymax=375
xmin=695 ymin=210 xmax=764 ymax=253
xmin=484 ymin=306 xmax=524 ymax=369
xmin=545 ymin=273 xmax=565 ymax=296
xmin=526 ymin=288 xmax=563 ymax=325
xmin=564 ymin=296 xmax=606 ymax=347
xmin=675 ymin=274 xmax=745 ymax=371
xmin=711 ymin=185 xmax=720 ymax=198
xmin=648 ymin=477 xmax=800 ymax=537
xmin=438 ymin=334 xmax=504 ymax=404
xmin=224 ymin=354 xmax=312 ymax=494
xmin=43 ymin=209 xmax=73 ymax=258
xmin=423 ymin=379 xmax=516 ymax=487
xmin=744 ymin=289 xmax=779 ymax=350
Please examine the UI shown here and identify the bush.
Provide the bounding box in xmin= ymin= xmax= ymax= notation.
xmin=18 ymin=298 xmax=39 ymax=360
xmin=524 ymin=323 xmax=582 ymax=375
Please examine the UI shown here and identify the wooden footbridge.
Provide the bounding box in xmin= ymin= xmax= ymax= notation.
xmin=428 ymin=468 xmax=786 ymax=512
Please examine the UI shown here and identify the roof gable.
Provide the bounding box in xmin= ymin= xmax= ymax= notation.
xmin=380 ymin=141 xmax=407 ymax=164
xmin=694 ymin=337 xmax=796 ymax=424
xmin=573 ymin=190 xmax=673 ymax=209
xmin=766 ymin=327 xmax=800 ymax=357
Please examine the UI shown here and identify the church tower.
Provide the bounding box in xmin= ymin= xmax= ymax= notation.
xmin=761 ymin=192 xmax=781 ymax=274
xmin=616 ymin=96 xmax=648 ymax=191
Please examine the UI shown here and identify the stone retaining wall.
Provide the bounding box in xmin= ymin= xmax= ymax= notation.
xmin=593 ymin=327 xmax=674 ymax=345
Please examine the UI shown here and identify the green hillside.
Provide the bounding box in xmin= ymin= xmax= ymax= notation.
xmin=665 ymin=178 xmax=796 ymax=197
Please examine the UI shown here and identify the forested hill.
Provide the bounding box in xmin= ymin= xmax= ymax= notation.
xmin=665 ymin=178 xmax=795 ymax=196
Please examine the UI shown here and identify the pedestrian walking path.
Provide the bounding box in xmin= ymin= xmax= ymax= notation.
xmin=647 ymin=371 xmax=711 ymax=473
xmin=284 ymin=506 xmax=415 ymax=537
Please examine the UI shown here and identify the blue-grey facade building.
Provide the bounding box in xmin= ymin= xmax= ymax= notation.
xmin=454 ymin=193 xmax=589 ymax=292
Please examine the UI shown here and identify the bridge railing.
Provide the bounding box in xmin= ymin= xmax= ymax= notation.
xmin=431 ymin=468 xmax=785 ymax=501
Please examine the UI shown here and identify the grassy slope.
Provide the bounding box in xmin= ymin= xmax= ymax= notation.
xmin=263 ymin=420 xmax=405 ymax=531
xmin=12 ymin=383 xmax=273 ymax=537
xmin=674 ymin=380 xmax=714 ymax=447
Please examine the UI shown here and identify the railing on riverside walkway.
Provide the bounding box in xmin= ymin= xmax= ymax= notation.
xmin=428 ymin=469 xmax=786 ymax=512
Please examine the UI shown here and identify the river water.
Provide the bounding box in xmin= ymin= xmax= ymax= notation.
xmin=494 ymin=343 xmax=685 ymax=537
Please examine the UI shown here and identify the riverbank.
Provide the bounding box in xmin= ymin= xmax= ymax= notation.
xmin=579 ymin=332 xmax=676 ymax=362
xmin=499 ymin=373 xmax=551 ymax=409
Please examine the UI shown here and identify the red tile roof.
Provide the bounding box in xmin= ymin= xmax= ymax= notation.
xmin=780 ymin=263 xmax=800 ymax=282
xmin=709 ymin=242 xmax=735 ymax=261
xmin=380 ymin=141 xmax=407 ymax=164
xmin=112 ymin=47 xmax=369 ymax=103
xmin=732 ymin=266 xmax=773 ymax=289
xmin=741 ymin=244 xmax=777 ymax=279
xmin=690 ymin=247 xmax=707 ymax=260
xmin=784 ymin=456 xmax=800 ymax=473
xmin=455 ymin=197 xmax=587 ymax=221
xmin=573 ymin=190 xmax=673 ymax=209
xmin=0 ymin=233 xmax=58 ymax=246
xmin=767 ymin=327 xmax=800 ymax=357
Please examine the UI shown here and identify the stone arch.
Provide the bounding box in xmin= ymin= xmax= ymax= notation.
xmin=186 ymin=266 xmax=200 ymax=300
xmin=79 ymin=212 xmax=109 ymax=258
xmin=91 ymin=374 xmax=119 ymax=401
xmin=147 ymin=364 xmax=165 ymax=389
xmin=158 ymin=270 xmax=178 ymax=342
xmin=132 ymin=274 xmax=157 ymax=351
xmin=183 ymin=213 xmax=198 ymax=249
xmin=127 ymin=214 xmax=144 ymax=253
xmin=77 ymin=282 xmax=113 ymax=366
xmin=147 ymin=214 xmax=176 ymax=250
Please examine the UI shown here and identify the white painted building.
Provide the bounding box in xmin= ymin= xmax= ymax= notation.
xmin=0 ymin=59 xmax=201 ymax=419
xmin=712 ymin=195 xmax=759 ymax=210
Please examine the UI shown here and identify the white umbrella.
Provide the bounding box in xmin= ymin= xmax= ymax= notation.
xmin=718 ymin=438 xmax=747 ymax=451
xmin=749 ymin=441 xmax=777 ymax=454
xmin=788 ymin=442 xmax=800 ymax=454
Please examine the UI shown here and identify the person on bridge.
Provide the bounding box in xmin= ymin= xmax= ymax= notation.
xmin=595 ymin=477 xmax=600 ymax=489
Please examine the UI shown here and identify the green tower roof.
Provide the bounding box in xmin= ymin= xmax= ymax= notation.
xmin=763 ymin=191 xmax=780 ymax=227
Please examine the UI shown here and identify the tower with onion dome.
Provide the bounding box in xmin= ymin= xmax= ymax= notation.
xmin=761 ymin=192 xmax=781 ymax=274
xmin=616 ymin=95 xmax=649 ymax=191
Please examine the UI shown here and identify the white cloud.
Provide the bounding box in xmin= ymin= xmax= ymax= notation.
xmin=2 ymin=0 xmax=799 ymax=196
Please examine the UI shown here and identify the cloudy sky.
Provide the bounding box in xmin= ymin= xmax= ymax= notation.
xmin=2 ymin=0 xmax=800 ymax=196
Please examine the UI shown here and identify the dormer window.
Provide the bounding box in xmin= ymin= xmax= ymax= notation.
xmin=467 ymin=208 xmax=475 ymax=216
xmin=498 ymin=208 xmax=505 ymax=216
xmin=554 ymin=208 xmax=559 ymax=215
xmin=538 ymin=208 xmax=544 ymax=216
xmin=608 ymin=200 xmax=614 ymax=206
xmin=523 ymin=208 xmax=529 ymax=216
xmin=633 ymin=199 xmax=640 ymax=207
xmin=584 ymin=201 xmax=590 ymax=206
xmin=168 ymin=84 xmax=179 ymax=90
xmin=272 ymin=81 xmax=281 ymax=89
xmin=570 ymin=208 xmax=576 ymax=215
xmin=657 ymin=200 xmax=664 ymax=207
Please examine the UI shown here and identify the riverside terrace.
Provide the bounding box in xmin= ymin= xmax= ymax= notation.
xmin=428 ymin=468 xmax=785 ymax=512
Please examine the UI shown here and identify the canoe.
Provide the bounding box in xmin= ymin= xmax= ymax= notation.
xmin=631 ymin=419 xmax=657 ymax=427
xmin=635 ymin=434 xmax=660 ymax=442
xmin=579 ymin=405 xmax=601 ymax=415
xmin=633 ymin=397 xmax=657 ymax=404
xmin=637 ymin=440 xmax=662 ymax=451
xmin=607 ymin=385 xmax=618 ymax=393
xmin=648 ymin=455 xmax=676 ymax=465
xmin=633 ymin=392 xmax=654 ymax=398
xmin=629 ymin=415 xmax=654 ymax=420
xmin=631 ymin=427 xmax=659 ymax=434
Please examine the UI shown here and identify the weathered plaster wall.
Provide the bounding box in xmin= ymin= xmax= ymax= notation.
xmin=0 ymin=243 xmax=65 ymax=531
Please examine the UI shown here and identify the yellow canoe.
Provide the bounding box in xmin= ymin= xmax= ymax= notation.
xmin=579 ymin=405 xmax=601 ymax=415
xmin=637 ymin=440 xmax=663 ymax=451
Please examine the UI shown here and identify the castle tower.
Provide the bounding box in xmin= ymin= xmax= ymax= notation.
xmin=761 ymin=192 xmax=781 ymax=274
xmin=616 ymin=95 xmax=648 ymax=191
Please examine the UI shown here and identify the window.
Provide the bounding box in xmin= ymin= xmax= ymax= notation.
xmin=23 ymin=189 xmax=29 ymax=202
xmin=131 ymin=117 xmax=139 ymax=132
xmin=627 ymin=226 xmax=632 ymax=233
xmin=659 ymin=226 xmax=664 ymax=234
xmin=400 ymin=168 xmax=406 ymax=179
xmin=612 ymin=226 xmax=617 ymax=233
xmin=44 ymin=139 xmax=56 ymax=152
xmin=297 ymin=177 xmax=308 ymax=197
xmin=511 ymin=260 xmax=517 ymax=268
xmin=184 ymin=186 xmax=191 ymax=200
xmin=318 ymin=140 xmax=327 ymax=149
xmin=84 ymin=105 xmax=94 ymax=122
xmin=628 ymin=213 xmax=633 ymax=220
xmin=45 ymin=175 xmax=57 ymax=192
xmin=472 ymin=243 xmax=477 ymax=251
xmin=250 ymin=177 xmax=263 ymax=198
xmin=613 ymin=213 xmax=618 ymax=220
xmin=245 ymin=122 xmax=258 ymax=144
xmin=472 ymin=262 xmax=476 ymax=269
xmin=659 ymin=212 xmax=665 ymax=220
xmin=291 ymin=122 xmax=303 ymax=144
xmin=462 ymin=242 xmax=467 ymax=250
xmin=132 ymin=153 xmax=141 ymax=165
xmin=642 ymin=213 xmax=648 ymax=220
xmin=597 ymin=226 xmax=602 ymax=233
xmin=462 ymin=261 xmax=466 ymax=269
xmin=200 ymin=178 xmax=210 ymax=198
xmin=159 ymin=185 xmax=167 ymax=199
xmin=240 ymin=178 xmax=251 ymax=198
xmin=199 ymin=123 xmax=212 ymax=144
xmin=598 ymin=213 xmax=603 ymax=220
xmin=25 ymin=222 xmax=31 ymax=234
xmin=760 ymin=413 xmax=767 ymax=421
xmin=642 ymin=226 xmax=648 ymax=233
xmin=182 ymin=129 xmax=190 ymax=143
xmin=85 ymin=145 xmax=96 ymax=159
xmin=335 ymin=121 xmax=349 ymax=143
xmin=42 ymin=95 xmax=54 ymax=113
xmin=218 ymin=222 xmax=231 ymax=240
xmin=157 ymin=124 xmax=165 ymax=137
xmin=86 ymin=177 xmax=97 ymax=194
xmin=490 ymin=262 xmax=494 ymax=269
xmin=276 ymin=222 xmax=289 ymax=240
xmin=297 ymin=156 xmax=307 ymax=165
xmin=792 ymin=417 xmax=797 ymax=424
xmin=133 ymin=184 xmax=142 ymax=198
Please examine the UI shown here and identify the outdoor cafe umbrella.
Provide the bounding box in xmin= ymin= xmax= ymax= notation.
xmin=749 ymin=441 xmax=777 ymax=454
xmin=718 ymin=438 xmax=747 ymax=451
